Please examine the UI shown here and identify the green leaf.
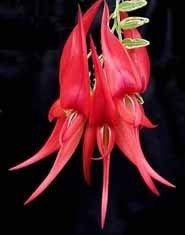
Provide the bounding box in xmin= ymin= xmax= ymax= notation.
xmin=122 ymin=38 xmax=150 ymax=49
xmin=120 ymin=17 xmax=149 ymax=29
xmin=119 ymin=0 xmax=147 ymax=12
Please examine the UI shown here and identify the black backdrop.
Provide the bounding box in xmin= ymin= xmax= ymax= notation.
xmin=0 ymin=1 xmax=184 ymax=234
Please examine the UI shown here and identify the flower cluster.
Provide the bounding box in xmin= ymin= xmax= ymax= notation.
xmin=10 ymin=0 xmax=175 ymax=228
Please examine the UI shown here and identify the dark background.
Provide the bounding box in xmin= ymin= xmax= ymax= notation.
xmin=0 ymin=0 xmax=184 ymax=234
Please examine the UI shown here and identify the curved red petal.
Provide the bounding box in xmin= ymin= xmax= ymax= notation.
xmin=60 ymin=0 xmax=103 ymax=72
xmin=59 ymin=113 xmax=85 ymax=144
xmin=24 ymin=119 xmax=85 ymax=205
xmin=97 ymin=126 xmax=115 ymax=157
xmin=115 ymin=122 xmax=174 ymax=193
xmin=90 ymin=37 xmax=117 ymax=126
xmin=141 ymin=114 xmax=157 ymax=128
xmin=82 ymin=124 xmax=96 ymax=185
xmin=48 ymin=99 xmax=63 ymax=122
xmin=101 ymin=3 xmax=141 ymax=98
xmin=115 ymin=122 xmax=159 ymax=195
xmin=101 ymin=154 xmax=110 ymax=229
xmin=116 ymin=95 xmax=142 ymax=127
xmin=60 ymin=9 xmax=90 ymax=117
xmin=9 ymin=118 xmax=64 ymax=171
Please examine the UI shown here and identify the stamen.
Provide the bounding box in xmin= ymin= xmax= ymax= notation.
xmin=63 ymin=109 xmax=74 ymax=117
xmin=135 ymin=93 xmax=144 ymax=104
xmin=67 ymin=112 xmax=78 ymax=128
xmin=123 ymin=95 xmax=136 ymax=113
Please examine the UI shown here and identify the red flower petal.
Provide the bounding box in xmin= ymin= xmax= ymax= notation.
xmin=82 ymin=124 xmax=96 ymax=185
xmin=101 ymin=154 xmax=110 ymax=229
xmin=90 ymin=37 xmax=117 ymax=126
xmin=60 ymin=0 xmax=103 ymax=73
xmin=59 ymin=112 xmax=85 ymax=143
xmin=116 ymin=95 xmax=142 ymax=127
xmin=9 ymin=118 xmax=64 ymax=171
xmin=101 ymin=3 xmax=141 ymax=98
xmin=60 ymin=8 xmax=90 ymax=117
xmin=24 ymin=118 xmax=85 ymax=205
xmin=115 ymin=122 xmax=159 ymax=195
xmin=140 ymin=104 xmax=157 ymax=128
xmin=48 ymin=99 xmax=63 ymax=122
xmin=115 ymin=122 xmax=175 ymax=193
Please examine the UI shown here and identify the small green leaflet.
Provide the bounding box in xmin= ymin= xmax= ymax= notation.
xmin=120 ymin=17 xmax=149 ymax=29
xmin=122 ymin=38 xmax=150 ymax=49
xmin=119 ymin=0 xmax=147 ymax=12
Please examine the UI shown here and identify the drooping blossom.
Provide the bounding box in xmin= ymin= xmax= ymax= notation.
xmin=9 ymin=0 xmax=175 ymax=229
xmin=101 ymin=2 xmax=175 ymax=196
xmin=83 ymin=38 xmax=118 ymax=228
xmin=9 ymin=0 xmax=103 ymax=204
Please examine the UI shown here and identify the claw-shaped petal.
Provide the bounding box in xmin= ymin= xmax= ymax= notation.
xmin=60 ymin=8 xmax=90 ymax=117
xmin=101 ymin=3 xmax=141 ymax=97
xmin=24 ymin=117 xmax=85 ymax=205
xmin=115 ymin=121 xmax=175 ymax=194
xmin=82 ymin=124 xmax=96 ymax=184
xmin=9 ymin=118 xmax=64 ymax=171
xmin=48 ymin=99 xmax=63 ymax=122
xmin=101 ymin=154 xmax=110 ymax=229
xmin=90 ymin=37 xmax=117 ymax=126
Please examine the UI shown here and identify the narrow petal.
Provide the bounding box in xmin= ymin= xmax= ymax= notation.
xmin=116 ymin=95 xmax=142 ymax=127
xmin=82 ymin=124 xmax=96 ymax=184
xmin=90 ymin=37 xmax=117 ymax=126
xmin=101 ymin=154 xmax=110 ymax=229
xmin=115 ymin=122 xmax=175 ymax=191
xmin=133 ymin=128 xmax=175 ymax=188
xmin=142 ymin=158 xmax=175 ymax=188
xmin=24 ymin=120 xmax=85 ymax=205
xmin=96 ymin=125 xmax=115 ymax=157
xmin=120 ymin=12 xmax=150 ymax=92
xmin=101 ymin=3 xmax=141 ymax=97
xmin=60 ymin=112 xmax=85 ymax=143
xmin=60 ymin=0 xmax=103 ymax=72
xmin=141 ymin=113 xmax=157 ymax=128
xmin=115 ymin=123 xmax=159 ymax=195
xmin=9 ymin=119 xmax=64 ymax=171
xmin=60 ymin=8 xmax=90 ymax=117
xmin=139 ymin=104 xmax=157 ymax=128
xmin=48 ymin=99 xmax=63 ymax=122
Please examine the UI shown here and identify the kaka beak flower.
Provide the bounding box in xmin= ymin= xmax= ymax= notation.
xmin=101 ymin=3 xmax=175 ymax=195
xmin=9 ymin=1 xmax=103 ymax=204
xmin=83 ymin=38 xmax=117 ymax=228
xmin=9 ymin=0 xmax=175 ymax=229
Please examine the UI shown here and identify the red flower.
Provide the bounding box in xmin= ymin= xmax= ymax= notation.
xmin=9 ymin=0 xmax=103 ymax=204
xmin=9 ymin=1 xmax=175 ymax=229
xmin=83 ymin=38 xmax=117 ymax=228
xmin=101 ymin=2 xmax=175 ymax=198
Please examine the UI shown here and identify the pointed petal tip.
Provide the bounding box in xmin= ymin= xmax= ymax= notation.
xmin=9 ymin=166 xmax=17 ymax=171
xmin=84 ymin=177 xmax=91 ymax=186
xmin=9 ymin=164 xmax=23 ymax=171
xmin=166 ymin=181 xmax=176 ymax=188
xmin=24 ymin=198 xmax=32 ymax=206
xmin=155 ymin=190 xmax=160 ymax=197
xmin=101 ymin=218 xmax=105 ymax=230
